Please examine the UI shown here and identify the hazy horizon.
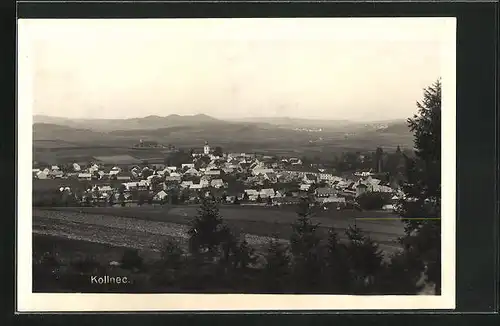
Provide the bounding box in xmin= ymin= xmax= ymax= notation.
xmin=33 ymin=112 xmax=407 ymax=123
xmin=20 ymin=18 xmax=450 ymax=121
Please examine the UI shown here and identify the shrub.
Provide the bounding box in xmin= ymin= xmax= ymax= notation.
xmin=71 ymin=255 xmax=101 ymax=274
xmin=356 ymin=192 xmax=389 ymax=210
xmin=160 ymin=240 xmax=185 ymax=269
xmin=120 ymin=249 xmax=143 ymax=270
xmin=262 ymin=238 xmax=291 ymax=292
xmin=344 ymin=225 xmax=384 ymax=293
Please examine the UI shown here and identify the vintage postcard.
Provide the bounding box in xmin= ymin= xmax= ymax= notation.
xmin=17 ymin=17 xmax=456 ymax=312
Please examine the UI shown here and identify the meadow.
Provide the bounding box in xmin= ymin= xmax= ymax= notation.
xmin=38 ymin=205 xmax=405 ymax=248
xmin=33 ymin=144 xmax=174 ymax=165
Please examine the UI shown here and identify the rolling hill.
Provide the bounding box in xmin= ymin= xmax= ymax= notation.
xmin=32 ymin=115 xmax=414 ymax=162
xmin=33 ymin=114 xmax=225 ymax=132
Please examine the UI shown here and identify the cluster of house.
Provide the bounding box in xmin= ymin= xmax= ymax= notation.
xmin=34 ymin=142 xmax=402 ymax=209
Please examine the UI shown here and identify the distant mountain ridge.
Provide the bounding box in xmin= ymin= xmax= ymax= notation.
xmin=33 ymin=114 xmax=224 ymax=132
xmin=34 ymin=114 xmax=408 ymax=132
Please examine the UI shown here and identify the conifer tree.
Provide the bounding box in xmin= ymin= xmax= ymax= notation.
xmin=398 ymin=78 xmax=442 ymax=294
xmin=263 ymin=237 xmax=292 ymax=292
xmin=324 ymin=228 xmax=351 ymax=293
xmin=188 ymin=197 xmax=228 ymax=257
xmin=290 ymin=198 xmax=323 ymax=291
xmin=344 ymin=225 xmax=383 ymax=293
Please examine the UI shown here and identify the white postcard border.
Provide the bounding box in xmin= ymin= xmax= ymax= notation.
xmin=17 ymin=17 xmax=456 ymax=312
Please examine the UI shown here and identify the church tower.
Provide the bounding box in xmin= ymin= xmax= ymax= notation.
xmin=204 ymin=141 xmax=210 ymax=155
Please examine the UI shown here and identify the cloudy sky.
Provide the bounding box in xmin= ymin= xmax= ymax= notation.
xmin=19 ymin=18 xmax=453 ymax=121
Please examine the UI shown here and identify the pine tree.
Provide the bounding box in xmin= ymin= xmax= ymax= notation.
xmin=398 ymin=78 xmax=442 ymax=294
xmin=187 ymin=197 xmax=227 ymax=257
xmin=324 ymin=228 xmax=351 ymax=293
xmin=160 ymin=240 xmax=185 ymax=270
xmin=378 ymin=249 xmax=426 ymax=294
xmin=289 ymin=198 xmax=323 ymax=291
xmin=263 ymin=237 xmax=292 ymax=292
xmin=232 ymin=237 xmax=257 ymax=270
xmin=344 ymin=225 xmax=384 ymax=293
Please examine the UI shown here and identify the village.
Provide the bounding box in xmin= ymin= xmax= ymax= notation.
xmin=32 ymin=141 xmax=402 ymax=212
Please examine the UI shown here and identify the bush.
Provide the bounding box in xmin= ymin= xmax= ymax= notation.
xmin=262 ymin=238 xmax=292 ymax=292
xmin=160 ymin=240 xmax=185 ymax=269
xmin=71 ymin=255 xmax=101 ymax=274
xmin=120 ymin=249 xmax=143 ymax=270
xmin=344 ymin=225 xmax=384 ymax=293
xmin=356 ymin=192 xmax=389 ymax=210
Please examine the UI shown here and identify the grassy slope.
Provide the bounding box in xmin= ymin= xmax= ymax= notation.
xmin=38 ymin=206 xmax=405 ymax=247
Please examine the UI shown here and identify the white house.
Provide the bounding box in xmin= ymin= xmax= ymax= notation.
xmin=51 ymin=165 xmax=60 ymax=171
xmin=303 ymin=174 xmax=318 ymax=184
xmin=36 ymin=171 xmax=48 ymax=179
xmin=154 ymin=190 xmax=168 ymax=201
xmin=190 ymin=183 xmax=203 ymax=190
xmin=181 ymin=181 xmax=194 ymax=188
xmin=78 ymin=173 xmax=92 ymax=180
xmin=182 ymin=163 xmax=195 ymax=170
xmin=205 ymin=169 xmax=221 ymax=176
xmin=204 ymin=142 xmax=211 ymax=155
xmin=109 ymin=170 xmax=120 ymax=176
xmin=259 ymin=188 xmax=275 ymax=198
xmin=165 ymin=175 xmax=181 ymax=182
xmin=197 ymin=179 xmax=208 ymax=188
xmin=211 ymin=179 xmax=225 ymax=188
xmin=185 ymin=168 xmax=200 ymax=176
xmin=98 ymin=185 xmax=113 ymax=192
xmin=356 ymin=183 xmax=368 ymax=197
xmin=50 ymin=170 xmax=64 ymax=179
xmin=371 ymin=185 xmax=393 ymax=193
xmin=244 ymin=189 xmax=259 ymax=197
xmin=319 ymin=197 xmax=346 ymax=204
xmin=315 ymin=187 xmax=337 ymax=198
xmin=252 ymin=168 xmax=274 ymax=176
xmin=319 ymin=173 xmax=335 ymax=181
xmin=382 ymin=204 xmax=395 ymax=211
xmin=72 ymin=163 xmax=81 ymax=172
xmin=300 ymin=184 xmax=311 ymax=191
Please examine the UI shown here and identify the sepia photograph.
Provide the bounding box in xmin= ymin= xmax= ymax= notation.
xmin=17 ymin=17 xmax=456 ymax=311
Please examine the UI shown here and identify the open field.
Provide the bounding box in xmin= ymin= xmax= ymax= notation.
xmin=33 ymin=209 xmax=288 ymax=254
xmin=33 ymin=145 xmax=174 ymax=165
xmin=34 ymin=206 xmax=405 ymax=253
xmin=33 ymin=179 xmax=125 ymax=192
xmin=33 ymin=233 xmax=160 ymax=264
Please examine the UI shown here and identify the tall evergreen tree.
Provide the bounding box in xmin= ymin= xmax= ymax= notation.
xmin=344 ymin=225 xmax=384 ymax=293
xmin=187 ymin=197 xmax=228 ymax=257
xmin=263 ymin=237 xmax=292 ymax=292
xmin=324 ymin=228 xmax=351 ymax=293
xmin=289 ymin=198 xmax=323 ymax=291
xmin=398 ymin=78 xmax=442 ymax=294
